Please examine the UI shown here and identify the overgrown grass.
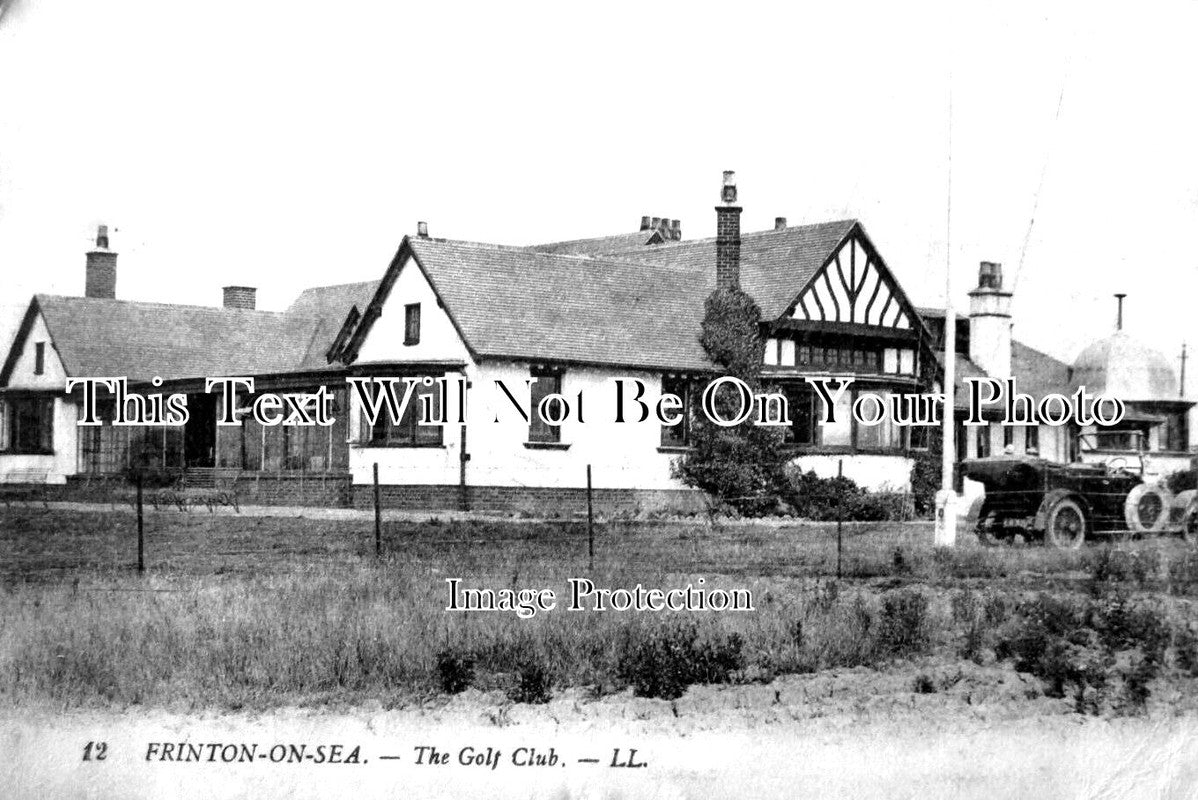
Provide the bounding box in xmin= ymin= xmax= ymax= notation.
xmin=2 ymin=509 xmax=1197 ymax=711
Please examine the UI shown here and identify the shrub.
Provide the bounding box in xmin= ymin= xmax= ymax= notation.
xmin=508 ymin=660 xmax=552 ymax=705
xmin=996 ymin=593 xmax=1169 ymax=714
xmin=876 ymin=589 xmax=931 ymax=658
xmin=616 ymin=622 xmax=744 ymax=700
xmin=435 ymin=647 xmax=475 ymax=694
xmin=785 ymin=471 xmax=911 ymax=522
xmin=912 ymin=673 xmax=936 ymax=694
xmin=908 ymin=428 xmax=943 ymax=518
xmin=675 ymin=288 xmax=791 ymax=516
xmin=1166 ymin=467 xmax=1197 ymax=495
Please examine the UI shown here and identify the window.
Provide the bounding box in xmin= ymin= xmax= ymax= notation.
xmin=1002 ymin=425 xmax=1015 ymax=451
xmin=660 ymin=376 xmax=691 ymax=448
xmin=1025 ymin=425 xmax=1039 ymax=455
xmin=780 ymin=385 xmax=818 ymax=446
xmin=34 ymin=342 xmax=45 ymax=376
xmin=2 ymin=396 xmax=54 ymax=454
xmin=528 ymin=368 xmax=563 ymax=444
xmin=404 ymin=303 xmax=421 ymax=346
xmin=369 ymin=380 xmax=442 ymax=446
xmin=975 ymin=425 xmax=991 ymax=458
xmin=856 ymin=390 xmax=903 ymax=451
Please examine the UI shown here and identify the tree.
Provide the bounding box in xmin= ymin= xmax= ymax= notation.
xmin=674 ymin=288 xmax=791 ymax=515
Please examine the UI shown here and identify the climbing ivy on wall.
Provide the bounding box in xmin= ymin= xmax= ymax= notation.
xmin=674 ymin=287 xmax=791 ymax=515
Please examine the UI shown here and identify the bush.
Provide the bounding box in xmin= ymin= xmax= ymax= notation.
xmin=876 ymin=589 xmax=931 ymax=658
xmin=996 ymin=593 xmax=1170 ymax=715
xmin=785 ymin=470 xmax=909 ymax=522
xmin=508 ymin=660 xmax=552 ymax=705
xmin=1166 ymin=467 xmax=1198 ymax=495
xmin=675 ymin=288 xmax=791 ymax=516
xmin=912 ymin=673 xmax=937 ymax=694
xmin=908 ymin=428 xmax=943 ymax=518
xmin=616 ymin=622 xmax=745 ymax=700
xmin=435 ymin=647 xmax=475 ymax=694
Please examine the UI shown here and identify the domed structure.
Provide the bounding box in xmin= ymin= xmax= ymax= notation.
xmin=1069 ymin=331 xmax=1180 ymax=402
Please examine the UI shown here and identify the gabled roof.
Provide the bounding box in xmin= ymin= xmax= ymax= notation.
xmin=527 ymin=229 xmax=664 ymax=256
xmin=930 ymin=339 xmax=1073 ymax=408
xmin=287 ymin=280 xmax=380 ymax=368
xmin=1 ymin=295 xmax=322 ymax=384
xmin=1013 ymin=340 xmax=1072 ymax=399
xmin=601 ymin=220 xmax=860 ymax=319
xmin=373 ymin=238 xmax=717 ymax=371
xmin=346 ymin=221 xmax=907 ymax=373
xmin=0 ymin=278 xmax=386 ymax=386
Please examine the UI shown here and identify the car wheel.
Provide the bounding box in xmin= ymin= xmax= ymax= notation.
xmin=1124 ymin=484 xmax=1172 ymax=534
xmin=1045 ymin=497 xmax=1087 ymax=549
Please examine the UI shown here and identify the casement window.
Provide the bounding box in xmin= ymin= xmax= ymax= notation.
xmin=659 ymin=376 xmax=691 ymax=448
xmin=976 ymin=425 xmax=991 ymax=458
xmin=369 ymin=380 xmax=442 ymax=447
xmin=528 ymin=368 xmax=563 ymax=444
xmin=1002 ymin=425 xmax=1016 ymax=451
xmin=34 ymin=342 xmax=45 ymax=376
xmin=404 ymin=303 xmax=421 ymax=346
xmin=1025 ymin=425 xmax=1040 ymax=454
xmin=781 ymin=385 xmax=818 ymax=446
xmin=1 ymin=396 xmax=54 ymax=455
xmin=855 ymin=389 xmax=903 ymax=452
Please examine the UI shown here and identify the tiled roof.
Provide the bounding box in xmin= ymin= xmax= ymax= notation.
xmin=33 ymin=295 xmax=323 ymax=382
xmin=527 ymin=230 xmax=663 ymax=256
xmin=287 ymin=280 xmax=380 ymax=368
xmin=1013 ymin=340 xmax=1072 ymax=398
xmin=601 ymin=220 xmax=858 ymax=319
xmin=373 ymin=221 xmax=863 ymax=372
xmin=932 ymin=339 xmax=1073 ymax=408
xmin=407 ymin=239 xmax=715 ymax=371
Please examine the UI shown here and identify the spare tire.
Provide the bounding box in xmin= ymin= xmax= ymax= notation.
xmin=1124 ymin=484 xmax=1172 ymax=533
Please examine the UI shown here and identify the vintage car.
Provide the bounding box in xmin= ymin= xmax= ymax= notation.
xmin=960 ymin=455 xmax=1197 ymax=548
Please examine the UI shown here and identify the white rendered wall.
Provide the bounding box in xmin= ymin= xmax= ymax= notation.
xmin=0 ymin=311 xmax=77 ymax=482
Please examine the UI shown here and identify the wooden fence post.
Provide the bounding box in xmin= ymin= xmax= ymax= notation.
xmin=586 ymin=464 xmax=594 ymax=570
xmin=373 ymin=463 xmax=382 ymax=558
xmin=136 ymin=473 xmax=145 ymax=574
xmin=836 ymin=459 xmax=844 ymax=580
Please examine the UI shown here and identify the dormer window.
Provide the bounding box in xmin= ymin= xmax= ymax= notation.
xmin=404 ymin=303 xmax=421 ymax=346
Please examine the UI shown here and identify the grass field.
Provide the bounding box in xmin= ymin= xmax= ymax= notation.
xmin=3 ymin=506 xmax=1198 ymax=714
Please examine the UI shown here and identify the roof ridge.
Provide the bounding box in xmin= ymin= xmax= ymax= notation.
xmin=412 ymin=237 xmax=699 ymax=269
xmin=295 ymin=278 xmax=378 ymax=293
xmin=35 ymin=293 xmax=292 ymax=317
xmin=601 ymin=218 xmax=860 ymax=253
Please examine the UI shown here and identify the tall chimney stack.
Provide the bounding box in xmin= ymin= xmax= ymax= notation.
xmin=1115 ymin=293 xmax=1126 ymax=331
xmin=671 ymin=219 xmax=681 ymax=240
xmin=968 ymin=260 xmax=1013 ymax=378
xmin=222 ymin=286 xmax=257 ymax=311
xmin=85 ymin=224 xmax=117 ymax=299
xmin=715 ymin=171 xmax=742 ymax=290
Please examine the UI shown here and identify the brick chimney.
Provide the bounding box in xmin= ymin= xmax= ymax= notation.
xmin=775 ymin=216 xmax=787 ymax=231
xmin=968 ymin=260 xmax=1013 ymax=378
xmin=85 ymin=225 xmax=117 ymax=299
xmin=670 ymin=219 xmax=682 ymax=240
xmin=222 ymin=286 xmax=257 ymax=311
xmin=640 ymin=215 xmax=652 ymax=231
xmin=715 ymin=171 xmax=742 ymax=290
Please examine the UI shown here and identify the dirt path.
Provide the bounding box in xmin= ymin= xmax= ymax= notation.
xmin=4 ymin=676 xmax=1197 ymax=800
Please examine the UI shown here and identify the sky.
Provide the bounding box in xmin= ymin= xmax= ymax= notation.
xmin=0 ymin=0 xmax=1195 ymax=380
